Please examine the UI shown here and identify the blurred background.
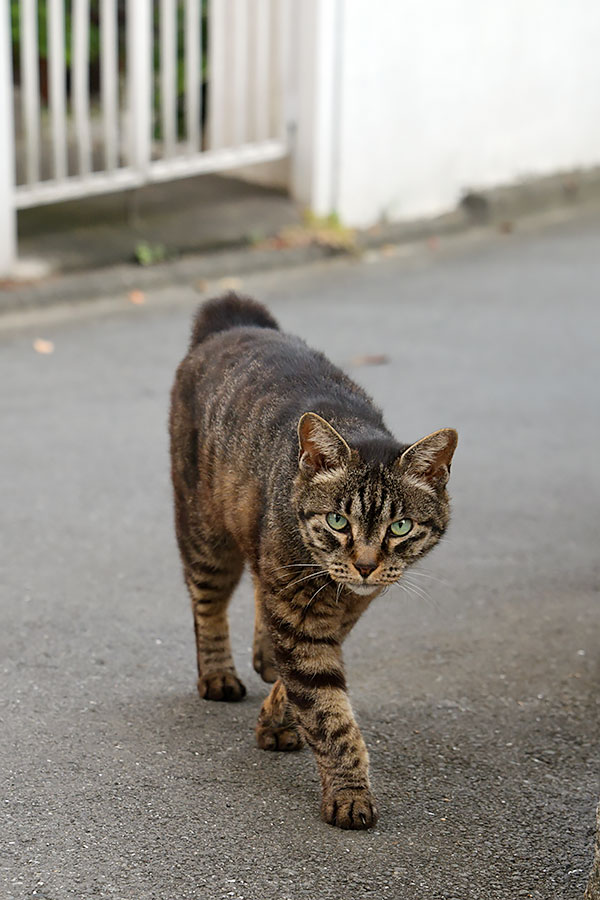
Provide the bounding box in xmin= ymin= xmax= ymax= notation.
xmin=2 ymin=0 xmax=600 ymax=279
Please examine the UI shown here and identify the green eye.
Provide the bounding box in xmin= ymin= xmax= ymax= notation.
xmin=326 ymin=512 xmax=349 ymax=531
xmin=389 ymin=518 xmax=413 ymax=537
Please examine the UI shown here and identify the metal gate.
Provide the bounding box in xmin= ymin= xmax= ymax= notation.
xmin=0 ymin=0 xmax=291 ymax=273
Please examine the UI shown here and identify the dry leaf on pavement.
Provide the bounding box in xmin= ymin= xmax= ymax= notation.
xmin=352 ymin=354 xmax=389 ymax=366
xmin=127 ymin=290 xmax=146 ymax=305
xmin=33 ymin=338 xmax=54 ymax=354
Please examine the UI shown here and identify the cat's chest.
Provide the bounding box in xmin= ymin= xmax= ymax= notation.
xmin=337 ymin=588 xmax=380 ymax=637
xmin=296 ymin=583 xmax=379 ymax=641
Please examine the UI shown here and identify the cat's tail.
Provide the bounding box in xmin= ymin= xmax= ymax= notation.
xmin=189 ymin=292 xmax=279 ymax=348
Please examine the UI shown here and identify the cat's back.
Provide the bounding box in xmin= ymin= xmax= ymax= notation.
xmin=180 ymin=294 xmax=378 ymax=435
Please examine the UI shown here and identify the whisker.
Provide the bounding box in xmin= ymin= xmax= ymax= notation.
xmin=394 ymin=582 xmax=414 ymax=603
xmin=408 ymin=570 xmax=448 ymax=585
xmin=297 ymin=579 xmax=333 ymax=623
xmin=272 ymin=563 xmax=323 ymax=571
xmin=286 ymin=569 xmax=329 ymax=589
xmin=403 ymin=574 xmax=431 ymax=591
xmin=401 ymin=577 xmax=444 ymax=614
xmin=307 ymin=581 xmax=331 ymax=605
xmin=402 ymin=576 xmax=433 ymax=600
xmin=396 ymin=582 xmax=423 ymax=604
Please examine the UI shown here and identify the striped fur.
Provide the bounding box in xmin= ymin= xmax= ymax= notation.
xmin=169 ymin=293 xmax=457 ymax=829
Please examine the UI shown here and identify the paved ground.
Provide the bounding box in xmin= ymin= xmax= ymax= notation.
xmin=1 ymin=215 xmax=599 ymax=900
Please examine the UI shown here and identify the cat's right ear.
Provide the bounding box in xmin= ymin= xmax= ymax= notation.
xmin=298 ymin=413 xmax=351 ymax=475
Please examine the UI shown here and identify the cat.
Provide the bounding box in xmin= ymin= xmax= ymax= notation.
xmin=169 ymin=293 xmax=457 ymax=830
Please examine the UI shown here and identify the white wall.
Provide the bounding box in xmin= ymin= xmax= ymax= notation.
xmin=0 ymin=1 xmax=16 ymax=273
xmin=297 ymin=0 xmax=600 ymax=227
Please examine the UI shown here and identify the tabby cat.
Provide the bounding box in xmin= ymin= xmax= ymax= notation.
xmin=169 ymin=293 xmax=457 ymax=829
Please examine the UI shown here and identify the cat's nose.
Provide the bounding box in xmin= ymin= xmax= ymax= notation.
xmin=355 ymin=562 xmax=377 ymax=579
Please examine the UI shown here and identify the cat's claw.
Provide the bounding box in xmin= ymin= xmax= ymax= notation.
xmin=321 ymin=788 xmax=379 ymax=830
xmin=197 ymin=672 xmax=246 ymax=702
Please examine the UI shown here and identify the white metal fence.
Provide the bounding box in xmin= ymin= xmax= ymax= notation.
xmin=0 ymin=0 xmax=291 ymax=273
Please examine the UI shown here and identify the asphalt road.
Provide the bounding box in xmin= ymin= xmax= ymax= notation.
xmin=2 ymin=214 xmax=599 ymax=900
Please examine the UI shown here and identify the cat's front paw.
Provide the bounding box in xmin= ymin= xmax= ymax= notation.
xmin=321 ymin=788 xmax=379 ymax=830
xmin=197 ymin=672 xmax=246 ymax=702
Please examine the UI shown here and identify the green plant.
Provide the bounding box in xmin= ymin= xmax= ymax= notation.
xmin=11 ymin=0 xmax=102 ymax=70
xmin=134 ymin=240 xmax=167 ymax=266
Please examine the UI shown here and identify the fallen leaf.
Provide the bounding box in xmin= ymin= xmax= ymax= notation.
xmin=127 ymin=289 xmax=145 ymax=305
xmin=352 ymin=353 xmax=389 ymax=367
xmin=194 ymin=278 xmax=208 ymax=293
xmin=255 ymin=218 xmax=356 ymax=253
xmin=33 ymin=338 xmax=54 ymax=354
xmin=218 ymin=277 xmax=243 ymax=291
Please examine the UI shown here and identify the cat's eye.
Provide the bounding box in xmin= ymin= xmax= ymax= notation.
xmin=326 ymin=512 xmax=349 ymax=532
xmin=389 ymin=518 xmax=413 ymax=537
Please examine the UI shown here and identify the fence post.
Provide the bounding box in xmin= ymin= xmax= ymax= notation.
xmin=0 ymin=0 xmax=17 ymax=276
xmin=290 ymin=0 xmax=343 ymax=218
xmin=127 ymin=0 xmax=152 ymax=178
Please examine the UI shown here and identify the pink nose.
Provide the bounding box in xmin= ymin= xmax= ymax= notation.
xmin=355 ymin=563 xmax=377 ymax=578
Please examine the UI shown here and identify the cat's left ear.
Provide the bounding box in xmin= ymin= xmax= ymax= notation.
xmin=298 ymin=412 xmax=351 ymax=475
xmin=398 ymin=428 xmax=458 ymax=489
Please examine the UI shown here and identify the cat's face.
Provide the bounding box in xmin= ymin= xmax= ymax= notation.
xmin=293 ymin=414 xmax=457 ymax=594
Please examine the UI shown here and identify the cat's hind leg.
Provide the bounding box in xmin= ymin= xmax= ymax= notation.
xmin=177 ymin=512 xmax=245 ymax=701
xmin=252 ymin=580 xmax=277 ymax=683
xmin=186 ymin=558 xmax=245 ymax=701
xmin=170 ymin=375 xmax=245 ymax=701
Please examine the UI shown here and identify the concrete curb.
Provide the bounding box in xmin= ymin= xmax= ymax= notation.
xmin=2 ymin=166 xmax=600 ymax=315
xmin=0 ymin=243 xmax=339 ymax=314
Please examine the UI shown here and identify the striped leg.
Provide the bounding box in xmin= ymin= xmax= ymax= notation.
xmin=186 ymin=558 xmax=245 ymax=702
xmin=283 ymin=647 xmax=377 ymax=829
xmin=261 ymin=601 xmax=378 ymax=829
xmin=170 ymin=395 xmax=246 ymax=701
xmin=310 ymin=692 xmax=377 ymax=830
xmin=252 ymin=582 xmax=278 ymax=683
xmin=176 ymin=516 xmax=245 ymax=701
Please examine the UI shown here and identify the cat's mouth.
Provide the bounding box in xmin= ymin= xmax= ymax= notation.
xmin=329 ymin=575 xmax=381 ymax=596
xmin=345 ymin=582 xmax=380 ymax=596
